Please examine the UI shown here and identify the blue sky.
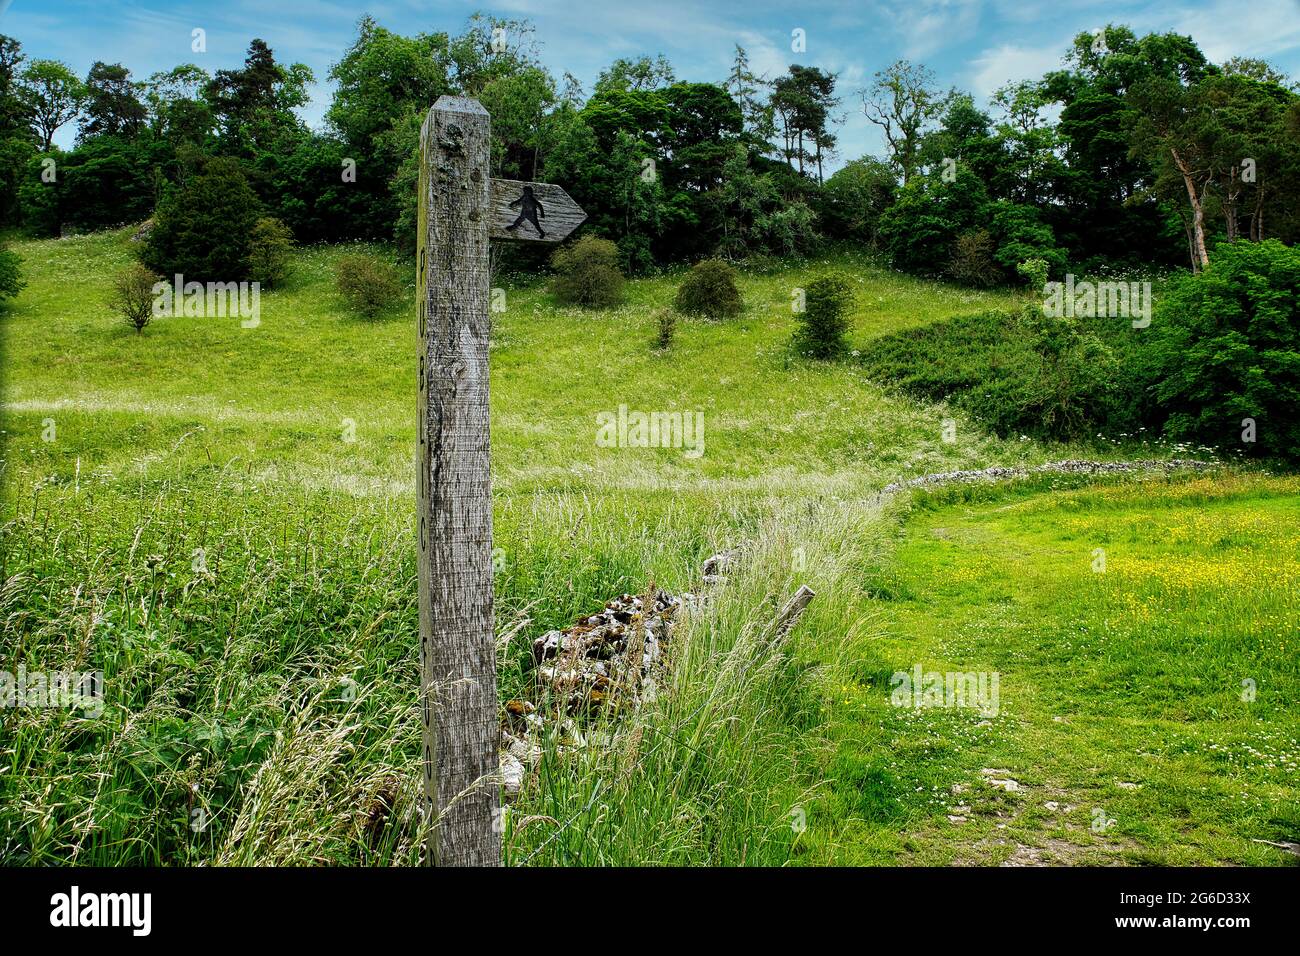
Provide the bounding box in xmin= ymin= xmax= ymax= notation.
xmin=4 ymin=0 xmax=1299 ymax=169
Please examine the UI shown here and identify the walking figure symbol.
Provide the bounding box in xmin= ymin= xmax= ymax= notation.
xmin=505 ymin=185 xmax=546 ymax=238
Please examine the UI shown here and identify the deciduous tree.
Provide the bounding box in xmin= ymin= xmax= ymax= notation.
xmin=861 ymin=60 xmax=945 ymax=185
xmin=20 ymin=59 xmax=86 ymax=150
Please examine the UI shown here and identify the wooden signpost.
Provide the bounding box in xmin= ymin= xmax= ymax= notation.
xmin=416 ymin=95 xmax=584 ymax=867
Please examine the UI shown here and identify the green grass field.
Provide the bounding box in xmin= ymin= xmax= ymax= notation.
xmin=798 ymin=473 xmax=1300 ymax=865
xmin=1 ymin=229 xmax=1295 ymax=865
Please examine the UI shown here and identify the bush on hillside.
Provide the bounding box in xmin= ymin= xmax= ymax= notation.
xmin=877 ymin=168 xmax=989 ymax=278
xmin=712 ymin=145 xmax=822 ymax=260
xmin=142 ymin=156 xmax=263 ymax=281
xmin=985 ymin=201 xmax=1067 ymax=280
xmin=249 ymin=217 xmax=295 ymax=288
xmin=947 ymin=229 xmax=998 ymax=287
xmin=794 ymin=272 xmax=855 ymax=360
xmin=1016 ymin=257 xmax=1049 ymax=292
xmin=0 ymin=243 xmax=24 ymax=302
xmin=675 ymin=259 xmax=743 ymax=319
xmin=1140 ymin=239 xmax=1300 ymax=461
xmin=1013 ymin=306 xmax=1119 ymax=438
xmin=653 ymin=307 xmax=676 ymax=351
xmin=108 ymin=262 xmax=162 ymax=334
xmin=877 ymin=168 xmax=1067 ymax=286
xmin=859 ymin=307 xmax=1123 ymax=441
xmin=551 ymin=236 xmax=625 ymax=308
xmin=334 ymin=252 xmax=402 ymax=319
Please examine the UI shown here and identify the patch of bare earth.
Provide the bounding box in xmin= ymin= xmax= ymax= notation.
xmin=937 ymin=773 xmax=1138 ymax=866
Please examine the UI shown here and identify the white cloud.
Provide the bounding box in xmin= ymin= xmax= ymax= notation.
xmin=880 ymin=0 xmax=986 ymax=59
xmin=1163 ymin=0 xmax=1300 ymax=63
xmin=968 ymin=42 xmax=1066 ymax=98
xmin=736 ymin=29 xmax=790 ymax=83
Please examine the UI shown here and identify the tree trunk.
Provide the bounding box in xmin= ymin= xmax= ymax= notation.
xmin=1175 ymin=207 xmax=1197 ymax=273
xmin=1171 ymin=147 xmax=1210 ymax=269
xmin=416 ymin=96 xmax=501 ymax=867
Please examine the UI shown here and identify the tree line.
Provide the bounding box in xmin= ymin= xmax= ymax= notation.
xmin=0 ymin=18 xmax=1297 ymax=283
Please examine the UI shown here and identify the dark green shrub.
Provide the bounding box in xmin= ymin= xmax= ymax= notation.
xmin=859 ymin=306 xmax=1121 ymax=440
xmin=249 ymin=217 xmax=294 ymax=288
xmin=1008 ymin=306 xmax=1118 ymax=438
xmin=877 ymin=169 xmax=988 ymax=278
xmin=877 ymin=170 xmax=1066 ymax=285
xmin=820 ymin=156 xmax=895 ymax=244
xmin=257 ymin=131 xmax=384 ymax=245
xmin=60 ymin=136 xmax=160 ymax=231
xmin=675 ymin=259 xmax=744 ymax=319
xmin=19 ymin=151 xmax=63 ymax=237
xmin=334 ymin=252 xmax=401 ymax=319
xmin=794 ymin=272 xmax=855 ymax=359
xmin=0 ymin=243 xmax=24 ymax=302
xmin=551 ymin=236 xmax=625 ymax=308
xmin=142 ymin=156 xmax=263 ymax=281
xmin=986 ymin=201 xmax=1066 ymax=280
xmin=1141 ymin=239 xmax=1300 ymax=461
xmin=0 ymin=137 xmax=35 ymax=230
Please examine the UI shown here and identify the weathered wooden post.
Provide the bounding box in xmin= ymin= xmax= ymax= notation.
xmin=417 ymin=95 xmax=584 ymax=866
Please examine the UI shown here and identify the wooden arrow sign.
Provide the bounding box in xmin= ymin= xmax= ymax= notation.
xmin=489 ymin=178 xmax=585 ymax=243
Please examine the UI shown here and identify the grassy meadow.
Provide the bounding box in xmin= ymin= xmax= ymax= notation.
xmin=1 ymin=228 xmax=1295 ymax=866
xmin=800 ymin=473 xmax=1300 ymax=865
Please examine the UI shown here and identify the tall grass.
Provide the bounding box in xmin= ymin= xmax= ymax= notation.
xmin=506 ymin=494 xmax=896 ymax=865
xmin=0 ymin=453 xmax=890 ymax=865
